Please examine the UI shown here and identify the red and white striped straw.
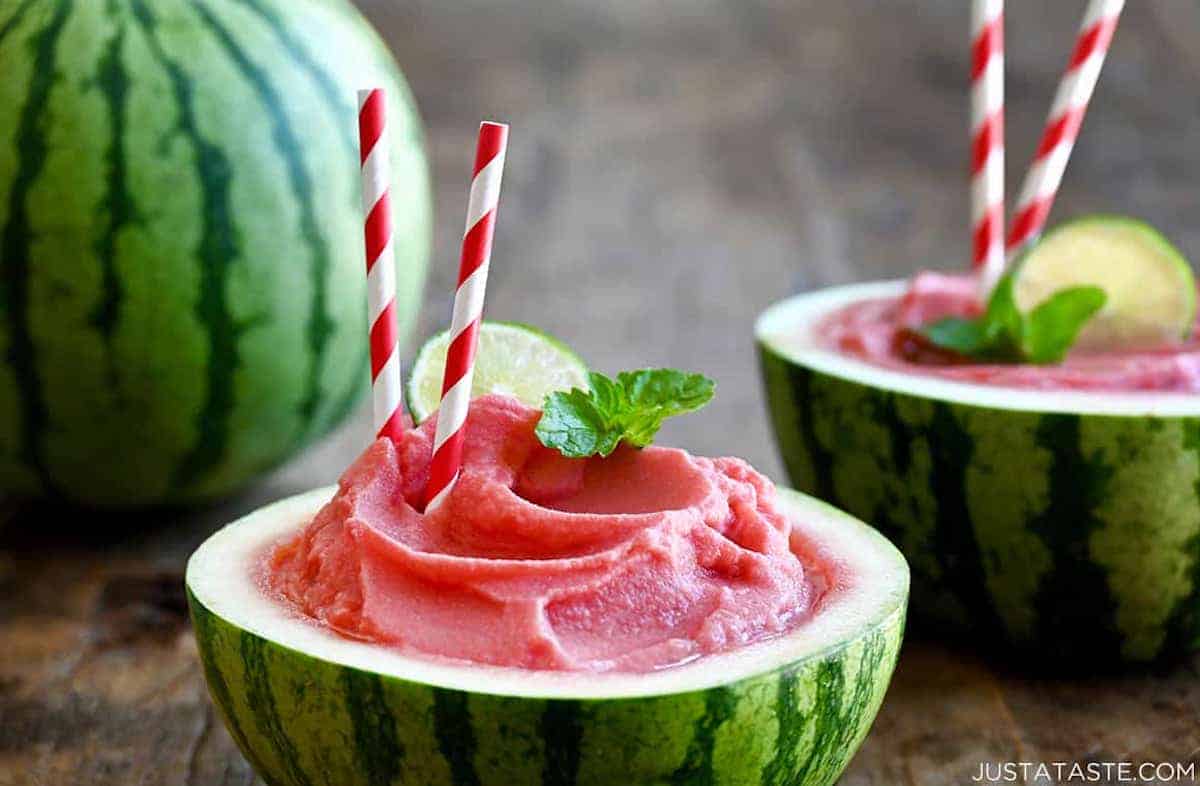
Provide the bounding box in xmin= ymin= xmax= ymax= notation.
xmin=970 ymin=0 xmax=1005 ymax=295
xmin=424 ymin=122 xmax=509 ymax=511
xmin=1005 ymin=0 xmax=1124 ymax=264
xmin=357 ymin=89 xmax=405 ymax=442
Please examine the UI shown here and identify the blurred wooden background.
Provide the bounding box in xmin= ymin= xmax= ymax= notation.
xmin=3 ymin=1 xmax=1200 ymax=784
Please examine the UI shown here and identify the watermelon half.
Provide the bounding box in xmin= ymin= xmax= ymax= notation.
xmin=0 ymin=0 xmax=430 ymax=506
xmin=757 ymin=281 xmax=1200 ymax=665
xmin=186 ymin=485 xmax=908 ymax=786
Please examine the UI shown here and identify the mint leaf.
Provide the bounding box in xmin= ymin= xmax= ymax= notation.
xmin=920 ymin=272 xmax=1106 ymax=364
xmin=619 ymin=369 xmax=713 ymax=412
xmin=617 ymin=369 xmax=714 ymax=447
xmin=586 ymin=371 xmax=626 ymax=415
xmin=535 ymin=369 xmax=715 ymax=457
xmin=1022 ymin=286 xmax=1106 ymax=363
xmin=922 ymin=318 xmax=991 ymax=355
xmin=535 ymin=387 xmax=621 ymax=458
xmin=985 ymin=272 xmax=1024 ymax=342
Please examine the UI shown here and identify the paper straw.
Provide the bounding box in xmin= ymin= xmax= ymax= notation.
xmin=1005 ymin=0 xmax=1124 ymax=263
xmin=971 ymin=0 xmax=1005 ymax=295
xmin=424 ymin=122 xmax=509 ymax=511
xmin=357 ymin=89 xmax=405 ymax=442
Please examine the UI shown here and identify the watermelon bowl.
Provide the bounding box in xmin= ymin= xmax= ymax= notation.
xmin=757 ymin=281 xmax=1200 ymax=666
xmin=186 ymin=485 xmax=908 ymax=786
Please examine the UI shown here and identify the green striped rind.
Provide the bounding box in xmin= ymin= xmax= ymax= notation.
xmin=186 ymin=485 xmax=906 ymax=786
xmin=0 ymin=0 xmax=430 ymax=507
xmin=189 ymin=595 xmax=902 ymax=786
xmin=759 ymin=311 xmax=1200 ymax=665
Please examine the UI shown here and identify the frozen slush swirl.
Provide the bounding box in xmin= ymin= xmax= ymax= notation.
xmin=266 ymin=395 xmax=818 ymax=672
xmin=821 ymin=273 xmax=1200 ymax=391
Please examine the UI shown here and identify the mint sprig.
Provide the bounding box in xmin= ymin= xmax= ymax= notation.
xmin=922 ymin=273 xmax=1106 ymax=364
xmin=535 ymin=369 xmax=715 ymax=458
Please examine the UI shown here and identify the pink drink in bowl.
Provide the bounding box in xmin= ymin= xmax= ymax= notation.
xmin=823 ymin=271 xmax=1200 ymax=393
xmin=187 ymin=389 xmax=909 ymax=785
xmin=268 ymin=394 xmax=828 ymax=673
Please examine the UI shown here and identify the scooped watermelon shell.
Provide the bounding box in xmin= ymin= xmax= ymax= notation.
xmin=187 ymin=486 xmax=907 ymax=786
xmin=759 ymin=281 xmax=1200 ymax=665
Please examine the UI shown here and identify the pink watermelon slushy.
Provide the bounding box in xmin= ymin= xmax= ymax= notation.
xmin=263 ymin=395 xmax=826 ymax=673
xmin=820 ymin=273 xmax=1200 ymax=392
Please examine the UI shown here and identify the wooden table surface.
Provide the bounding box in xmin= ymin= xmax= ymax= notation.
xmin=4 ymin=1 xmax=1200 ymax=783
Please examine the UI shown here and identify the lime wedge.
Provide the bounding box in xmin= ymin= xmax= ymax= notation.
xmin=1012 ymin=216 xmax=1196 ymax=350
xmin=407 ymin=322 xmax=589 ymax=423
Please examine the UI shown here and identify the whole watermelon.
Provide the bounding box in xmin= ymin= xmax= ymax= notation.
xmin=0 ymin=0 xmax=431 ymax=506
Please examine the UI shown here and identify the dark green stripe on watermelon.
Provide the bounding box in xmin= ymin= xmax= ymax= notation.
xmin=128 ymin=0 xmax=244 ymax=493
xmin=539 ymin=701 xmax=583 ymax=786
xmin=668 ymin=688 xmax=738 ymax=784
xmin=796 ymin=368 xmax=836 ymax=501
xmin=0 ymin=0 xmax=39 ymax=47
xmin=188 ymin=601 xmax=273 ymax=778
xmin=791 ymin=659 xmax=844 ymax=785
xmin=759 ymin=669 xmax=801 ymax=783
xmin=924 ymin=402 xmax=1006 ymax=635
xmin=774 ymin=629 xmax=890 ymax=786
xmin=1028 ymin=415 xmax=1124 ymax=660
xmin=0 ymin=0 xmax=73 ymax=495
xmin=433 ymin=688 xmax=482 ymax=786
xmin=190 ymin=0 xmax=335 ymax=442
xmin=761 ymin=348 xmax=835 ymax=501
xmin=1163 ymin=421 xmax=1200 ymax=655
xmin=92 ymin=7 xmax=134 ymax=389
xmin=240 ymin=632 xmax=315 ymax=786
xmin=760 ymin=342 xmax=1200 ymax=664
xmin=237 ymin=0 xmax=402 ymax=396
xmin=229 ymin=0 xmax=357 ymax=159
xmin=343 ymin=669 xmax=407 ymax=786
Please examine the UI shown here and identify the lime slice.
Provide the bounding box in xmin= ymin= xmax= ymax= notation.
xmin=1012 ymin=216 xmax=1196 ymax=350
xmin=407 ymin=322 xmax=589 ymax=423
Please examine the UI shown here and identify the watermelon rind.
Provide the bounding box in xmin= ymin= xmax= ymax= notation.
xmin=186 ymin=485 xmax=907 ymax=786
xmin=757 ymin=280 xmax=1200 ymax=665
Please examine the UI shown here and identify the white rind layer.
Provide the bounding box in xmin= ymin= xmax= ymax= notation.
xmin=756 ymin=280 xmax=1200 ymax=417
xmin=186 ymin=485 xmax=907 ymax=700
